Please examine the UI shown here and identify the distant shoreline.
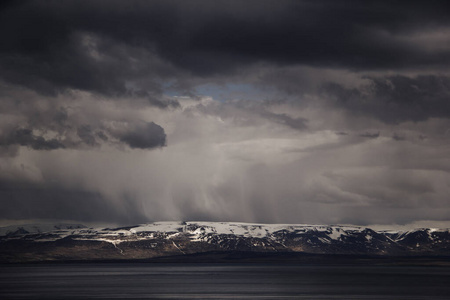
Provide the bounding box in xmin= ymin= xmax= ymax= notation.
xmin=2 ymin=251 xmax=450 ymax=266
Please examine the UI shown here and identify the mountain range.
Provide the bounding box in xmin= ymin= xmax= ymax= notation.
xmin=1 ymin=221 xmax=449 ymax=263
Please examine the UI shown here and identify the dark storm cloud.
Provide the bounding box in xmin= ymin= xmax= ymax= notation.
xmin=179 ymin=1 xmax=450 ymax=72
xmin=324 ymin=75 xmax=450 ymax=123
xmin=1 ymin=0 xmax=450 ymax=96
xmin=119 ymin=122 xmax=167 ymax=149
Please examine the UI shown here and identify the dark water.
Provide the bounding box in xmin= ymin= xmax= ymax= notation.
xmin=1 ymin=263 xmax=449 ymax=299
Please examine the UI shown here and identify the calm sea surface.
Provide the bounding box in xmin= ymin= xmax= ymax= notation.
xmin=1 ymin=263 xmax=449 ymax=299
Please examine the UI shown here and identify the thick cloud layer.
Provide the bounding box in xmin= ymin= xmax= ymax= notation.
xmin=323 ymin=75 xmax=450 ymax=123
xmin=1 ymin=1 xmax=450 ymax=227
xmin=2 ymin=0 xmax=450 ymax=94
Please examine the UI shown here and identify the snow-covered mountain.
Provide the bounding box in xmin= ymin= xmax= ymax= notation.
xmin=1 ymin=221 xmax=449 ymax=262
xmin=0 ymin=223 xmax=86 ymax=237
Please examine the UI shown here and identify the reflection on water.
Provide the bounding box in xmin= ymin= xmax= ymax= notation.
xmin=1 ymin=263 xmax=450 ymax=299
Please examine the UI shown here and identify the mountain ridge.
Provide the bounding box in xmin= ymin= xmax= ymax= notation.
xmin=1 ymin=221 xmax=449 ymax=263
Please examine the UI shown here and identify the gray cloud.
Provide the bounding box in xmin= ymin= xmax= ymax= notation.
xmin=119 ymin=122 xmax=167 ymax=149
xmin=1 ymin=128 xmax=65 ymax=151
xmin=0 ymin=113 xmax=167 ymax=153
xmin=359 ymin=132 xmax=380 ymax=139
xmin=259 ymin=110 xmax=308 ymax=131
xmin=323 ymin=75 xmax=450 ymax=123
xmin=392 ymin=133 xmax=406 ymax=141
xmin=77 ymin=125 xmax=98 ymax=147
xmin=0 ymin=86 xmax=167 ymax=154
xmin=190 ymin=99 xmax=308 ymax=131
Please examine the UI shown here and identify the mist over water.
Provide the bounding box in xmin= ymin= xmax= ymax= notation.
xmin=1 ymin=264 xmax=449 ymax=299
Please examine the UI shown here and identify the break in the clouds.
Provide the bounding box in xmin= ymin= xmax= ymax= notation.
xmin=1 ymin=0 xmax=450 ymax=227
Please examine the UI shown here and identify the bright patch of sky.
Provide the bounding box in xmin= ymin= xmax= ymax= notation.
xmin=194 ymin=83 xmax=274 ymax=102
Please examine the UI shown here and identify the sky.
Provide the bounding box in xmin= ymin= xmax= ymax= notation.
xmin=1 ymin=0 xmax=450 ymax=228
